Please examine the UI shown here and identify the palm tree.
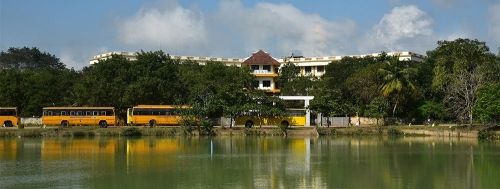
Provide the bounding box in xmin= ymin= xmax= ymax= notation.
xmin=379 ymin=57 xmax=417 ymax=117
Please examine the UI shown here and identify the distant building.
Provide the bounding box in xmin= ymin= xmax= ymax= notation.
xmin=90 ymin=50 xmax=425 ymax=94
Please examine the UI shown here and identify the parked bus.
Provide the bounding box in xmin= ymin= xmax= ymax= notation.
xmin=236 ymin=108 xmax=306 ymax=128
xmin=127 ymin=105 xmax=188 ymax=126
xmin=42 ymin=107 xmax=117 ymax=128
xmin=0 ymin=107 xmax=19 ymax=127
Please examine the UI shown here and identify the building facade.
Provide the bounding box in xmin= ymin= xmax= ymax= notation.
xmin=90 ymin=50 xmax=425 ymax=94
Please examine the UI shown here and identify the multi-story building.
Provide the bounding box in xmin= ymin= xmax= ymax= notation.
xmin=90 ymin=50 xmax=425 ymax=94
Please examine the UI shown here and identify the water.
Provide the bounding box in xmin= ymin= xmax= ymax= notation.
xmin=1 ymin=136 xmax=500 ymax=189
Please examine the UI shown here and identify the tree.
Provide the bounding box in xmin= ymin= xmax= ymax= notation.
xmin=278 ymin=62 xmax=316 ymax=96
xmin=365 ymin=97 xmax=390 ymax=126
xmin=428 ymin=39 xmax=499 ymax=125
xmin=308 ymin=88 xmax=348 ymax=126
xmin=379 ymin=57 xmax=417 ymax=117
xmin=0 ymin=47 xmax=66 ymax=70
xmin=418 ymin=101 xmax=444 ymax=121
xmin=0 ymin=47 xmax=77 ymax=116
xmin=346 ymin=62 xmax=384 ymax=106
xmin=474 ymin=83 xmax=500 ymax=124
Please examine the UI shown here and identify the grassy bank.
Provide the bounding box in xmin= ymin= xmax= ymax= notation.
xmin=1 ymin=125 xmax=495 ymax=139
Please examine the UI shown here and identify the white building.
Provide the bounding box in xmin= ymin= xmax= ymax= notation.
xmin=90 ymin=50 xmax=425 ymax=93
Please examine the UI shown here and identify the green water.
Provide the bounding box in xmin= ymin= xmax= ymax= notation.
xmin=1 ymin=136 xmax=499 ymax=189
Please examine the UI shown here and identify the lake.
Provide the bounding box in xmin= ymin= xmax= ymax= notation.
xmin=1 ymin=136 xmax=499 ymax=189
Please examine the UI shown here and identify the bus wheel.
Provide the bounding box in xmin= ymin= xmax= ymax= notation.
xmin=149 ymin=120 xmax=157 ymax=128
xmin=99 ymin=121 xmax=108 ymax=128
xmin=280 ymin=121 xmax=290 ymax=129
xmin=4 ymin=121 xmax=13 ymax=127
xmin=61 ymin=121 xmax=69 ymax=128
xmin=245 ymin=120 xmax=253 ymax=128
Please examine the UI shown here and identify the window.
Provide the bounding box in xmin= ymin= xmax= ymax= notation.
xmin=305 ymin=66 xmax=312 ymax=73
xmin=48 ymin=111 xmax=53 ymax=116
xmin=76 ymin=111 xmax=82 ymax=116
xmin=317 ymin=66 xmax=325 ymax=73
xmin=263 ymin=65 xmax=271 ymax=72
xmin=101 ymin=111 xmax=106 ymax=116
xmin=86 ymin=111 xmax=91 ymax=116
xmin=0 ymin=109 xmax=16 ymax=116
xmin=70 ymin=111 xmax=75 ymax=116
xmin=61 ymin=111 xmax=67 ymax=116
xmin=263 ymin=80 xmax=271 ymax=87
xmin=93 ymin=111 xmax=99 ymax=116
xmin=251 ymin=65 xmax=259 ymax=71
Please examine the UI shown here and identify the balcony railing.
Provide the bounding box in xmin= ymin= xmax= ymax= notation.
xmin=252 ymin=70 xmax=273 ymax=74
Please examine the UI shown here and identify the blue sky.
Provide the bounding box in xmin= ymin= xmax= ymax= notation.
xmin=1 ymin=0 xmax=499 ymax=69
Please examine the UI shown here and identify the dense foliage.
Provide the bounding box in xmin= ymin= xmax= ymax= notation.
xmin=1 ymin=38 xmax=499 ymax=126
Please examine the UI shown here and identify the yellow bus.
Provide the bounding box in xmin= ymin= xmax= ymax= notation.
xmin=42 ymin=107 xmax=117 ymax=128
xmin=236 ymin=108 xmax=306 ymax=128
xmin=0 ymin=107 xmax=19 ymax=127
xmin=127 ymin=105 xmax=188 ymax=126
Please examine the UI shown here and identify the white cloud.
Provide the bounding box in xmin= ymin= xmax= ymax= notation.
xmin=212 ymin=1 xmax=357 ymax=56
xmin=117 ymin=0 xmax=356 ymax=57
xmin=489 ymin=3 xmax=500 ymax=43
xmin=364 ymin=5 xmax=434 ymax=53
xmin=119 ymin=5 xmax=207 ymax=51
xmin=116 ymin=2 xmax=444 ymax=57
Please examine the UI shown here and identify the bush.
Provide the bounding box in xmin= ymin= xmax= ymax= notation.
xmin=317 ymin=127 xmax=337 ymax=136
xmin=72 ymin=131 xmax=87 ymax=138
xmin=180 ymin=116 xmax=197 ymax=135
xmin=478 ymin=129 xmax=497 ymax=141
xmin=200 ymin=119 xmax=215 ymax=136
xmin=387 ymin=128 xmax=404 ymax=136
xmin=122 ymin=127 xmax=142 ymax=137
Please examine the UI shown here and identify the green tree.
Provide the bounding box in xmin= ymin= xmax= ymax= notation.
xmin=428 ymin=39 xmax=499 ymax=125
xmin=365 ymin=97 xmax=389 ymax=126
xmin=0 ymin=47 xmax=77 ymax=116
xmin=0 ymin=47 xmax=66 ymax=70
xmin=474 ymin=83 xmax=500 ymax=124
xmin=278 ymin=62 xmax=316 ymax=96
xmin=418 ymin=101 xmax=444 ymax=121
xmin=379 ymin=57 xmax=417 ymax=117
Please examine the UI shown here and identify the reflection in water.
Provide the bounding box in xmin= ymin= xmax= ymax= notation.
xmin=0 ymin=136 xmax=499 ymax=189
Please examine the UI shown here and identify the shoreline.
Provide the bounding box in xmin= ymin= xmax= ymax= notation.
xmin=0 ymin=125 xmax=493 ymax=139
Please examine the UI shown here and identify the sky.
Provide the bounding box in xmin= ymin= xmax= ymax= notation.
xmin=1 ymin=0 xmax=500 ymax=69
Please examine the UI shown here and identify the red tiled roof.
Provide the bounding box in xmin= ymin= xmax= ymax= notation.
xmin=242 ymin=50 xmax=280 ymax=66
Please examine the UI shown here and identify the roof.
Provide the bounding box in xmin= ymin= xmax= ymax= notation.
xmin=0 ymin=107 xmax=17 ymax=110
xmin=43 ymin=107 xmax=114 ymax=110
xmin=242 ymin=50 xmax=280 ymax=66
xmin=133 ymin=105 xmax=191 ymax=109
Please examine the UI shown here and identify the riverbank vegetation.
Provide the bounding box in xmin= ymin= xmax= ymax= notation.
xmin=1 ymin=38 xmax=500 ymax=128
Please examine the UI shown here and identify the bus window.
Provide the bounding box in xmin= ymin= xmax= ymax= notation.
xmin=76 ymin=111 xmax=82 ymax=116
xmin=48 ymin=111 xmax=53 ymax=116
xmin=93 ymin=111 xmax=98 ymax=116
xmin=86 ymin=111 xmax=91 ymax=116
xmin=101 ymin=111 xmax=106 ymax=116
xmin=70 ymin=111 xmax=75 ymax=116
xmin=61 ymin=111 xmax=67 ymax=116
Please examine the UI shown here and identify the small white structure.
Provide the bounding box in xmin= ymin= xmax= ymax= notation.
xmin=279 ymin=96 xmax=314 ymax=127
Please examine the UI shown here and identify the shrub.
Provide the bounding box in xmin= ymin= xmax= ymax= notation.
xmin=200 ymin=119 xmax=215 ymax=136
xmin=122 ymin=127 xmax=142 ymax=137
xmin=180 ymin=116 xmax=197 ymax=135
xmin=387 ymin=128 xmax=404 ymax=136
xmin=317 ymin=127 xmax=337 ymax=136
xmin=478 ymin=129 xmax=497 ymax=141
